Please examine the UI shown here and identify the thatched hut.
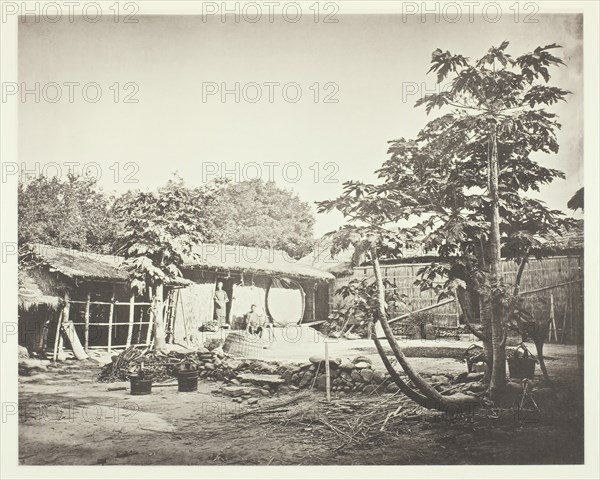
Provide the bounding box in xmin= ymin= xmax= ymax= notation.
xmin=18 ymin=268 xmax=62 ymax=353
xmin=19 ymin=244 xmax=189 ymax=357
xmin=173 ymin=243 xmax=334 ymax=343
xmin=19 ymin=243 xmax=334 ymax=356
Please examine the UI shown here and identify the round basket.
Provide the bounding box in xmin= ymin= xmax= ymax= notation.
xmin=222 ymin=332 xmax=266 ymax=357
xmin=507 ymin=344 xmax=536 ymax=380
xmin=507 ymin=357 xmax=536 ymax=380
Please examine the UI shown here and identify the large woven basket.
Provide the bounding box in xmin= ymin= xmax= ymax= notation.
xmin=222 ymin=332 xmax=271 ymax=357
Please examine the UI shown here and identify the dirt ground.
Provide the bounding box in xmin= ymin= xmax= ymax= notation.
xmin=19 ymin=341 xmax=584 ymax=465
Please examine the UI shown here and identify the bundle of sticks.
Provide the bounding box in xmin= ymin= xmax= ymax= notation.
xmin=98 ymin=346 xmax=195 ymax=383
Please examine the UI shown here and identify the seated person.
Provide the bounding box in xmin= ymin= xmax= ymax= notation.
xmin=245 ymin=304 xmax=267 ymax=338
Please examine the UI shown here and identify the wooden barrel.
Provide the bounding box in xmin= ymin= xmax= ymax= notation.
xmin=130 ymin=376 xmax=153 ymax=395
xmin=177 ymin=368 xmax=198 ymax=392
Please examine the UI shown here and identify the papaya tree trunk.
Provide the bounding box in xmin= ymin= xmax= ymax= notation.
xmin=456 ymin=286 xmax=492 ymax=383
xmin=371 ymin=248 xmax=478 ymax=411
xmin=479 ymin=295 xmax=494 ymax=384
xmin=472 ymin=240 xmax=493 ymax=383
xmin=456 ymin=287 xmax=485 ymax=342
xmin=153 ymin=284 xmax=167 ymax=353
xmin=488 ymin=128 xmax=507 ymax=397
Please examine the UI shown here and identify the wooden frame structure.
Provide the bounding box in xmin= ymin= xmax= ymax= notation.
xmin=62 ymin=284 xmax=159 ymax=353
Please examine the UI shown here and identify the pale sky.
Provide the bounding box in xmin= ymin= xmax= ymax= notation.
xmin=19 ymin=13 xmax=583 ymax=237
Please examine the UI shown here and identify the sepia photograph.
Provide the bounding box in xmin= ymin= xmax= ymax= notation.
xmin=1 ymin=1 xmax=598 ymax=478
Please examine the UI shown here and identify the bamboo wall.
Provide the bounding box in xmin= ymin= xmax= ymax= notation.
xmin=333 ymin=256 xmax=583 ymax=343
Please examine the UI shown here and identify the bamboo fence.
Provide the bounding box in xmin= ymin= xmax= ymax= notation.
xmin=333 ymin=256 xmax=583 ymax=343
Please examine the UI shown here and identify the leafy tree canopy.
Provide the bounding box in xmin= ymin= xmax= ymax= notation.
xmin=18 ymin=174 xmax=118 ymax=253
xmin=319 ymin=41 xmax=575 ymax=298
xmin=318 ymin=41 xmax=576 ymax=397
xmin=111 ymin=175 xmax=219 ymax=292
xmin=206 ymin=178 xmax=316 ymax=259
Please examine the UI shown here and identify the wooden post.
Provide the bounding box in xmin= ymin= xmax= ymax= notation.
xmin=324 ymin=341 xmax=331 ymax=402
xmin=57 ymin=331 xmax=64 ymax=360
xmin=561 ymin=297 xmax=568 ymax=344
xmin=84 ymin=291 xmax=91 ymax=353
xmin=145 ymin=286 xmax=154 ymax=346
xmin=312 ymin=283 xmax=317 ymax=323
xmin=41 ymin=318 xmax=50 ymax=353
xmin=455 ymin=296 xmax=460 ymax=327
xmin=135 ymin=307 xmax=143 ymax=345
xmin=548 ymin=293 xmax=557 ymax=342
xmin=52 ymin=309 xmax=64 ymax=362
xmin=153 ymin=284 xmax=166 ymax=351
xmin=54 ymin=292 xmax=70 ymax=361
xmin=569 ymin=283 xmax=575 ymax=341
xmin=107 ymin=284 xmax=116 ymax=353
xmin=127 ymin=293 xmax=135 ymax=347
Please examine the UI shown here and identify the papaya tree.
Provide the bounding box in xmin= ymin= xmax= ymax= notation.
xmin=112 ymin=176 xmax=215 ymax=352
xmin=318 ymin=41 xmax=574 ymax=404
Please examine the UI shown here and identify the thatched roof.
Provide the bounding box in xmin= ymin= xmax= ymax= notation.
xmin=27 ymin=244 xmax=191 ymax=286
xmin=542 ymin=220 xmax=584 ymax=254
xmin=26 ymin=243 xmax=334 ymax=284
xmin=18 ymin=269 xmax=61 ymax=311
xmin=28 ymin=243 xmax=129 ymax=282
xmin=184 ymin=244 xmax=334 ymax=281
xmin=299 ymin=240 xmax=355 ymax=277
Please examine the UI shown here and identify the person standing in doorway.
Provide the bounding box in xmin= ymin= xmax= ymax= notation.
xmin=214 ymin=281 xmax=229 ymax=329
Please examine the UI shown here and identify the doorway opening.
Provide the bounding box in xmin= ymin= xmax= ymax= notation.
xmin=215 ymin=277 xmax=235 ymax=326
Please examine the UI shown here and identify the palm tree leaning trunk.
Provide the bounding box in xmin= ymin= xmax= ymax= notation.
xmin=534 ymin=338 xmax=552 ymax=383
xmin=370 ymin=324 xmax=434 ymax=408
xmin=370 ymin=247 xmax=479 ymax=412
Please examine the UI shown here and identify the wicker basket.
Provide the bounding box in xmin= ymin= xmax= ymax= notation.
xmin=507 ymin=345 xmax=536 ymax=380
xmin=222 ymin=332 xmax=269 ymax=357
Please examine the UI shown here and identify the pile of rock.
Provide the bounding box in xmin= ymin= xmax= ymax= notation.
xmin=195 ymin=350 xmax=295 ymax=395
xmin=217 ymin=372 xmax=289 ymax=404
xmin=287 ymin=355 xmax=397 ymax=395
xmin=194 ymin=348 xmax=243 ymax=382
xmin=101 ymin=346 xmax=486 ymax=402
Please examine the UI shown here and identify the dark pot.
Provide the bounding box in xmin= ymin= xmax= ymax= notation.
xmin=507 ymin=357 xmax=536 ymax=380
xmin=177 ymin=368 xmax=199 ymax=392
xmin=130 ymin=376 xmax=153 ymax=395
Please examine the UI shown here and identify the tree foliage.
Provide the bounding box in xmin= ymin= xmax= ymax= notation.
xmin=206 ymin=178 xmax=315 ymax=259
xmin=18 ymin=175 xmax=118 ymax=253
xmin=567 ymin=187 xmax=584 ymax=212
xmin=111 ymin=175 xmax=217 ymax=293
xmin=320 ymin=41 xmax=574 ymax=306
xmin=19 ymin=175 xmax=316 ymax=263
